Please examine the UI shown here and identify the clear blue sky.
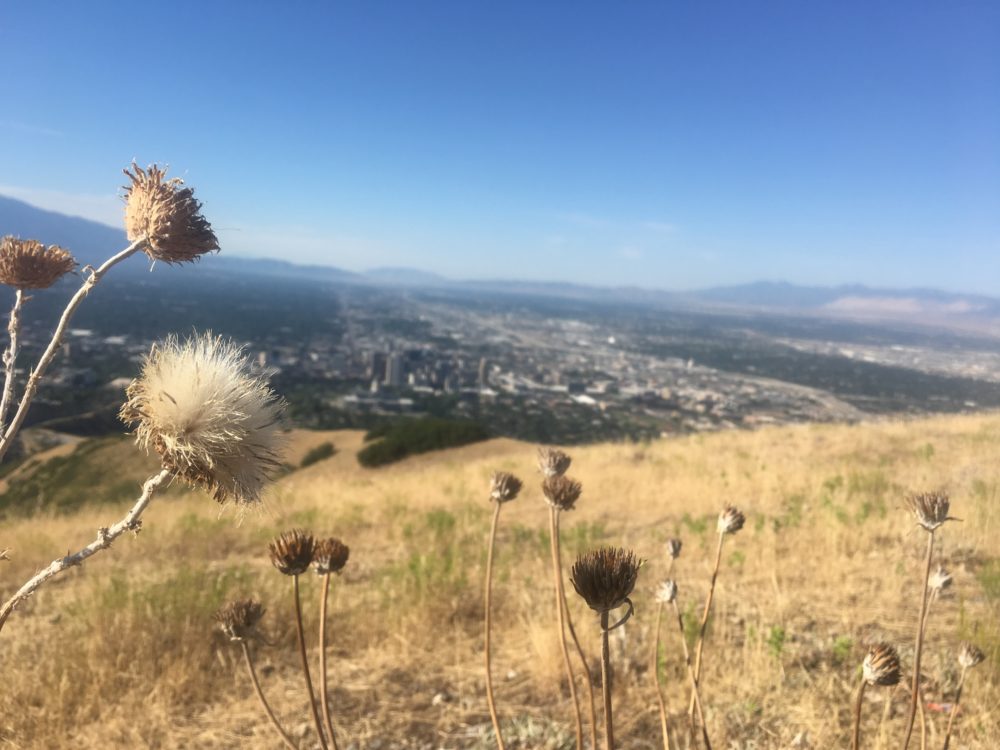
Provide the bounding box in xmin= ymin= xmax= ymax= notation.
xmin=1 ymin=2 xmax=997 ymax=292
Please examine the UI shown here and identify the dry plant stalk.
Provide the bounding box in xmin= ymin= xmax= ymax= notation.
xmin=667 ymin=588 xmax=712 ymax=750
xmin=0 ymin=287 xmax=25 ymax=431
xmin=852 ymin=643 xmax=902 ymax=750
xmin=315 ymin=537 xmax=350 ymax=750
xmin=942 ymin=643 xmax=985 ymax=750
xmin=652 ymin=580 xmax=679 ymax=750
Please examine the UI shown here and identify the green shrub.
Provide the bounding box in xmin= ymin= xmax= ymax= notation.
xmin=357 ymin=418 xmax=489 ymax=467
xmin=300 ymin=441 xmax=335 ymax=467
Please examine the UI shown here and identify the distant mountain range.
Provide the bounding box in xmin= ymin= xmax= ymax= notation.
xmin=3 ymin=194 xmax=999 ymax=326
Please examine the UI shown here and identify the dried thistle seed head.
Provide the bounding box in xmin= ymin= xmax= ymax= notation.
xmin=570 ymin=546 xmax=643 ymax=613
xmin=655 ymin=579 xmax=678 ymax=604
xmin=665 ymin=538 xmax=682 ymax=560
xmin=313 ymin=537 xmax=350 ymax=575
xmin=0 ymin=236 xmax=76 ymax=289
xmin=123 ymin=162 xmax=219 ymax=264
xmin=928 ymin=565 xmax=952 ymax=593
xmin=862 ymin=643 xmax=902 ymax=687
xmin=537 ymin=447 xmax=572 ymax=478
xmin=905 ymin=492 xmax=957 ymax=532
xmin=268 ymin=529 xmax=315 ymax=576
xmin=215 ymin=599 xmax=265 ymax=642
xmin=958 ymin=642 xmax=985 ymax=669
xmin=489 ymin=471 xmax=522 ymax=503
xmin=119 ymin=333 xmax=285 ymax=505
xmin=717 ymin=505 xmax=746 ymax=535
xmin=542 ymin=475 xmax=582 ymax=511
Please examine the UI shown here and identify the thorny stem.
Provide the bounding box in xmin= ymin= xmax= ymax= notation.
xmin=601 ymin=610 xmax=614 ymax=750
xmin=851 ymin=677 xmax=867 ymax=750
xmin=902 ymin=532 xmax=935 ymax=750
xmin=688 ymin=531 xmax=725 ymax=723
xmin=0 ymin=468 xmax=172 ymax=634
xmin=556 ymin=511 xmax=599 ymax=750
xmin=549 ymin=507 xmax=584 ymax=750
xmin=319 ymin=572 xmax=340 ymax=750
xmin=0 ymin=289 xmax=25 ymax=432
xmin=672 ymin=600 xmax=712 ymax=750
xmin=0 ymin=237 xmax=146 ymax=463
xmin=294 ymin=575 xmax=329 ymax=750
xmin=652 ymin=601 xmax=671 ymax=750
xmin=484 ymin=501 xmax=506 ymax=750
xmin=241 ymin=640 xmax=298 ymax=750
xmin=941 ymin=665 xmax=968 ymax=750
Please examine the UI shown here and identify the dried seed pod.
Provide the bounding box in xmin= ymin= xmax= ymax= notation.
xmin=570 ymin=546 xmax=642 ymax=613
xmin=958 ymin=642 xmax=985 ymax=669
xmin=655 ymin=579 xmax=678 ymax=604
xmin=665 ymin=538 xmax=682 ymax=560
xmin=862 ymin=643 xmax=902 ymax=687
xmin=489 ymin=471 xmax=522 ymax=503
xmin=905 ymin=492 xmax=957 ymax=532
xmin=542 ymin=475 xmax=582 ymax=511
xmin=215 ymin=599 xmax=265 ymax=642
xmin=537 ymin=447 xmax=572 ymax=478
xmin=717 ymin=505 xmax=746 ymax=535
xmin=313 ymin=537 xmax=350 ymax=575
xmin=269 ymin=530 xmax=315 ymax=576
xmin=0 ymin=236 xmax=76 ymax=289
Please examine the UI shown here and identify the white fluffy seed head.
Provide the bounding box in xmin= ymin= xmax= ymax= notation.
xmin=120 ymin=333 xmax=285 ymax=505
xmin=655 ymin=579 xmax=678 ymax=604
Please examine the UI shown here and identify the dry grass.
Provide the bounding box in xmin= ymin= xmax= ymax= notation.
xmin=1 ymin=414 xmax=998 ymax=749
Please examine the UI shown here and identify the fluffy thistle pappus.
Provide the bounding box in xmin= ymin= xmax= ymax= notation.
xmin=928 ymin=565 xmax=953 ymax=593
xmin=958 ymin=642 xmax=985 ymax=669
xmin=717 ymin=505 xmax=746 ymax=535
xmin=862 ymin=643 xmax=902 ymax=687
xmin=537 ymin=447 xmax=572 ymax=478
xmin=489 ymin=471 xmax=522 ymax=503
xmin=571 ymin=546 xmax=643 ymax=613
xmin=269 ymin=530 xmax=316 ymax=576
xmin=905 ymin=492 xmax=958 ymax=532
xmin=0 ymin=236 xmax=76 ymax=289
xmin=215 ymin=599 xmax=265 ymax=642
xmin=123 ymin=162 xmax=219 ymax=264
xmin=313 ymin=537 xmax=350 ymax=575
xmin=119 ymin=333 xmax=285 ymax=505
xmin=542 ymin=474 xmax=582 ymax=511
xmin=665 ymin=538 xmax=682 ymax=560
xmin=655 ymin=579 xmax=678 ymax=604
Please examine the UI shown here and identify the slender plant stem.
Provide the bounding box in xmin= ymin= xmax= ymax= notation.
xmin=0 ymin=238 xmax=146 ymax=462
xmin=601 ymin=610 xmax=614 ymax=750
xmin=902 ymin=532 xmax=935 ymax=750
xmin=0 ymin=468 xmax=172 ymax=633
xmin=241 ymin=641 xmax=298 ymax=750
xmin=672 ymin=600 xmax=712 ymax=750
xmin=293 ymin=575 xmax=329 ymax=750
xmin=549 ymin=507 xmax=584 ymax=750
xmin=319 ymin=572 xmax=340 ymax=750
xmin=851 ymin=677 xmax=867 ymax=750
xmin=688 ymin=531 xmax=725 ymax=722
xmin=556 ymin=511 xmax=599 ymax=750
xmin=652 ymin=601 xmax=671 ymax=750
xmin=0 ymin=289 xmax=25 ymax=432
xmin=941 ymin=665 xmax=967 ymax=750
xmin=484 ymin=501 xmax=506 ymax=750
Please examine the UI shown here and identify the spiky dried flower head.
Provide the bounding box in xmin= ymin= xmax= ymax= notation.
xmin=958 ymin=642 xmax=985 ymax=669
xmin=537 ymin=447 xmax=572 ymax=478
xmin=489 ymin=471 xmax=522 ymax=503
xmin=313 ymin=537 xmax=350 ymax=575
xmin=123 ymin=162 xmax=219 ymax=264
xmin=862 ymin=643 xmax=902 ymax=687
xmin=905 ymin=492 xmax=958 ymax=532
xmin=542 ymin=474 xmax=582 ymax=511
xmin=928 ymin=565 xmax=952 ymax=593
xmin=119 ymin=333 xmax=285 ymax=505
xmin=0 ymin=236 xmax=76 ymax=289
xmin=665 ymin=538 xmax=682 ymax=560
xmin=215 ymin=599 xmax=265 ymax=642
xmin=655 ymin=579 xmax=678 ymax=604
xmin=717 ymin=505 xmax=746 ymax=535
xmin=269 ymin=529 xmax=315 ymax=576
xmin=570 ymin=546 xmax=643 ymax=613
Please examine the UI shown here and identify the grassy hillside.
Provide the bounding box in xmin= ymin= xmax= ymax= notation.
xmin=0 ymin=414 xmax=998 ymax=748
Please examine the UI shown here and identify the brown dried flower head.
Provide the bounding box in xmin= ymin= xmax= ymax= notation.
xmin=537 ymin=447 xmax=572 ymax=478
xmin=314 ymin=537 xmax=350 ymax=575
xmin=215 ymin=599 xmax=265 ymax=642
xmin=268 ymin=529 xmax=315 ymax=576
xmin=717 ymin=505 xmax=746 ymax=535
xmin=542 ymin=475 xmax=582 ymax=511
xmin=958 ymin=642 xmax=985 ymax=669
xmin=489 ymin=471 xmax=522 ymax=503
xmin=570 ymin=546 xmax=643 ymax=613
xmin=0 ymin=236 xmax=76 ymax=289
xmin=905 ymin=492 xmax=958 ymax=532
xmin=655 ymin=579 xmax=678 ymax=604
xmin=665 ymin=538 xmax=682 ymax=560
xmin=928 ymin=565 xmax=952 ymax=593
xmin=862 ymin=643 xmax=902 ymax=687
xmin=123 ymin=162 xmax=219 ymax=264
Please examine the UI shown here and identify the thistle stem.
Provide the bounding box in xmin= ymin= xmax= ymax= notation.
xmin=319 ymin=572 xmax=340 ymax=750
xmin=851 ymin=677 xmax=867 ymax=750
xmin=652 ymin=601 xmax=671 ymax=750
xmin=293 ymin=575 xmax=329 ymax=750
xmin=484 ymin=501 xmax=506 ymax=750
xmin=601 ymin=609 xmax=614 ymax=750
xmin=0 ymin=289 xmax=25 ymax=432
xmin=688 ymin=531 xmax=725 ymax=722
xmin=902 ymin=532 xmax=935 ymax=750
xmin=941 ymin=665 xmax=968 ymax=750
xmin=549 ymin=507 xmax=584 ymax=750
xmin=241 ymin=641 xmax=298 ymax=750
xmin=672 ymin=600 xmax=712 ymax=750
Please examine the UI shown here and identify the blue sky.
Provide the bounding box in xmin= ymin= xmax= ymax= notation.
xmin=1 ymin=2 xmax=998 ymax=292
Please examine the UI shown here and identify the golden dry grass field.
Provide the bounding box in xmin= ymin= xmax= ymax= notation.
xmin=1 ymin=414 xmax=998 ymax=749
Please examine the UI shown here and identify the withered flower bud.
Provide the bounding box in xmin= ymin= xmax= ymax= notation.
xmin=905 ymin=492 xmax=958 ymax=532
xmin=490 ymin=471 xmax=522 ymax=503
xmin=538 ymin=447 xmax=572 ymax=478
xmin=268 ymin=529 xmax=315 ymax=576
xmin=862 ymin=643 xmax=902 ymax=687
xmin=665 ymin=538 xmax=682 ymax=560
xmin=215 ymin=599 xmax=265 ymax=642
xmin=958 ymin=642 xmax=985 ymax=669
xmin=542 ymin=475 xmax=582 ymax=511
xmin=313 ymin=537 xmax=350 ymax=575
xmin=655 ymin=579 xmax=678 ymax=604
xmin=717 ymin=506 xmax=746 ymax=535
xmin=123 ymin=162 xmax=219 ymax=264
xmin=0 ymin=236 xmax=76 ymax=289
xmin=570 ymin=546 xmax=642 ymax=613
